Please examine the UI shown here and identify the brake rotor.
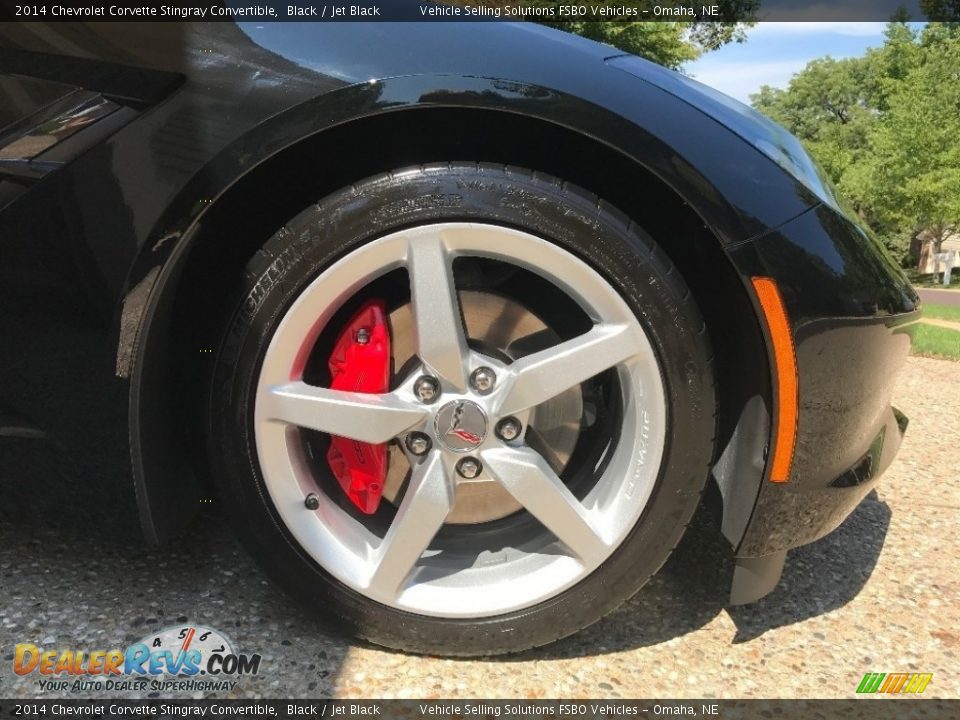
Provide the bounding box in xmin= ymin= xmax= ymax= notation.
xmin=384 ymin=291 xmax=583 ymax=524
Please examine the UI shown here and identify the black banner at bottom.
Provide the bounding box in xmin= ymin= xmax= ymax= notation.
xmin=0 ymin=699 xmax=953 ymax=720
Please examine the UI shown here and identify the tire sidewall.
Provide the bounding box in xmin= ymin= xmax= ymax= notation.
xmin=210 ymin=166 xmax=715 ymax=654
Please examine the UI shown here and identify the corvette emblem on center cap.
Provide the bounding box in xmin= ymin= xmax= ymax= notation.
xmin=435 ymin=400 xmax=487 ymax=452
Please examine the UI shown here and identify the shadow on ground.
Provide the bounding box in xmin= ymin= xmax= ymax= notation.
xmin=0 ymin=470 xmax=891 ymax=692
xmin=515 ymin=487 xmax=891 ymax=660
xmin=725 ymin=490 xmax=891 ymax=644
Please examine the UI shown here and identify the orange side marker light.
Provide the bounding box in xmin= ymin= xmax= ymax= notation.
xmin=751 ymin=277 xmax=798 ymax=483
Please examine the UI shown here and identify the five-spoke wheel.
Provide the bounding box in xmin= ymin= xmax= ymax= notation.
xmin=211 ymin=165 xmax=714 ymax=654
xmin=255 ymin=223 xmax=665 ymax=616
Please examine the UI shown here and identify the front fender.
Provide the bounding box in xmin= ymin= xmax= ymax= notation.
xmin=129 ymin=67 xmax=812 ymax=542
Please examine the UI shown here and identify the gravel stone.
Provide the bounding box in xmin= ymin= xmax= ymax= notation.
xmin=0 ymin=356 xmax=955 ymax=699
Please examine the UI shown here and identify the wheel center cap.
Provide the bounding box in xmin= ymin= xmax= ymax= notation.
xmin=435 ymin=400 xmax=487 ymax=452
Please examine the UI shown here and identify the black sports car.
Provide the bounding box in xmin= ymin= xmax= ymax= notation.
xmin=0 ymin=20 xmax=919 ymax=655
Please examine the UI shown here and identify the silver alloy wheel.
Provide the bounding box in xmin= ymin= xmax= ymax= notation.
xmin=254 ymin=223 xmax=667 ymax=618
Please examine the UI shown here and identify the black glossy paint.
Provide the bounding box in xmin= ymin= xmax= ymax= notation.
xmin=0 ymin=23 xmax=918 ymax=575
xmin=729 ymin=205 xmax=919 ymax=555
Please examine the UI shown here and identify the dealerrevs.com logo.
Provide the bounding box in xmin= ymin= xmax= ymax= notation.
xmin=14 ymin=625 xmax=262 ymax=693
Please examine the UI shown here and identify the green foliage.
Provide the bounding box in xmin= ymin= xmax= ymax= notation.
xmin=875 ymin=229 xmax=913 ymax=267
xmin=906 ymin=269 xmax=960 ymax=287
xmin=921 ymin=0 xmax=960 ymax=22
xmin=533 ymin=1 xmax=759 ymax=69
xmin=854 ymin=33 xmax=960 ymax=247
xmin=550 ymin=22 xmax=701 ymax=67
xmin=751 ymin=22 xmax=960 ymax=265
xmin=750 ymin=56 xmax=875 ymax=184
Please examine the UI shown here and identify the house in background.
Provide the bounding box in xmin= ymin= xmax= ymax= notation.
xmin=915 ymin=230 xmax=960 ymax=276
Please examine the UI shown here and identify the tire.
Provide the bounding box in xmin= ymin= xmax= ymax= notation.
xmin=209 ymin=163 xmax=716 ymax=656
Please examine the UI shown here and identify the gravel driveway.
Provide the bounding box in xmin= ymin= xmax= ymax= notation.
xmin=1 ymin=356 xmax=957 ymax=699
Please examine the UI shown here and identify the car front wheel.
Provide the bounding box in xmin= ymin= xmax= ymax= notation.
xmin=210 ymin=164 xmax=716 ymax=655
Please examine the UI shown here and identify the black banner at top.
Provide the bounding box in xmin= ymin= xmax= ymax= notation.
xmin=0 ymin=0 xmax=954 ymax=22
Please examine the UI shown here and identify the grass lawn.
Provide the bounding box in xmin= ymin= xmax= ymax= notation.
xmin=912 ymin=323 xmax=960 ymax=361
xmin=923 ymin=303 xmax=960 ymax=323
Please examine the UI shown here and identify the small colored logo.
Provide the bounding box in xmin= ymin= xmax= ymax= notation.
xmin=435 ymin=400 xmax=487 ymax=452
xmin=857 ymin=672 xmax=932 ymax=694
xmin=13 ymin=625 xmax=262 ymax=693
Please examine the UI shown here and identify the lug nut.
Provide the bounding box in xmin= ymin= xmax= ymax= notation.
xmin=405 ymin=432 xmax=432 ymax=456
xmin=496 ymin=417 xmax=523 ymax=442
xmin=456 ymin=457 xmax=482 ymax=479
xmin=304 ymin=493 xmax=320 ymax=510
xmin=414 ymin=375 xmax=440 ymax=403
xmin=355 ymin=327 xmax=371 ymax=345
xmin=470 ymin=367 xmax=496 ymax=394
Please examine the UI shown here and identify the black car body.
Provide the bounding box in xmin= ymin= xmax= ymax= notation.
xmin=0 ymin=20 xmax=919 ymax=648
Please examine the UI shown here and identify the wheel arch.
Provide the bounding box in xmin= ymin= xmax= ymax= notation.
xmin=131 ymin=87 xmax=772 ymax=546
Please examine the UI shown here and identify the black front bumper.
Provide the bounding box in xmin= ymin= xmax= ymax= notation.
xmin=727 ymin=401 xmax=906 ymax=605
xmin=726 ymin=203 xmax=919 ymax=573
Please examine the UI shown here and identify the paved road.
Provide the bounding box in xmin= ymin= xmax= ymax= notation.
xmin=1 ymin=356 xmax=957 ymax=700
xmin=919 ymin=287 xmax=960 ymax=307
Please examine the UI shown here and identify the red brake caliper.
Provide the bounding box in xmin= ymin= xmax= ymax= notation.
xmin=325 ymin=299 xmax=391 ymax=514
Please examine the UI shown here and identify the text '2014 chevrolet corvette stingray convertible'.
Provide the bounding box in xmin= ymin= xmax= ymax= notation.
xmin=0 ymin=19 xmax=919 ymax=655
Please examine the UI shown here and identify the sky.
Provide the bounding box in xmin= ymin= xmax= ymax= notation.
xmin=684 ymin=22 xmax=890 ymax=104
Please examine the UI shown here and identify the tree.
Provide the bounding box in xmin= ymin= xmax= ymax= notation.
xmin=534 ymin=1 xmax=760 ymax=69
xmin=751 ymin=56 xmax=877 ymax=201
xmin=853 ymin=30 xmax=960 ymax=255
xmin=547 ymin=21 xmax=751 ymax=68
xmin=455 ymin=0 xmax=757 ymax=70
xmin=921 ymin=0 xmax=960 ymax=21
xmin=750 ymin=22 xmax=960 ymax=265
